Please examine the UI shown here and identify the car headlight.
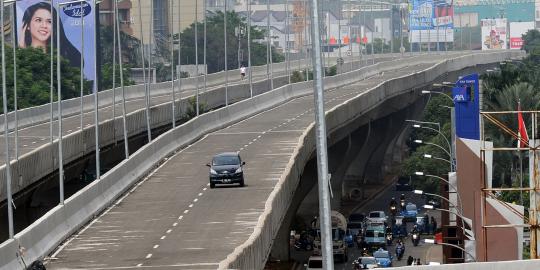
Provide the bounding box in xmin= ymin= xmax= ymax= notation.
xmin=210 ymin=168 xmax=218 ymax=175
xmin=235 ymin=167 xmax=243 ymax=173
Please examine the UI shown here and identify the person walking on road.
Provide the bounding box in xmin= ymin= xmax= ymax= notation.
xmin=240 ymin=65 xmax=246 ymax=80
xmin=407 ymin=256 xmax=414 ymax=265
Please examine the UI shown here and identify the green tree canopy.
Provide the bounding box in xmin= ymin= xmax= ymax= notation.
xmin=0 ymin=46 xmax=88 ymax=111
xmin=178 ymin=11 xmax=284 ymax=74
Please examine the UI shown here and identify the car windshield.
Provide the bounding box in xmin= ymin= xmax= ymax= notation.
xmin=349 ymin=214 xmax=364 ymax=222
xmin=369 ymin=212 xmax=381 ymax=218
xmin=360 ymin=257 xmax=376 ymax=264
xmin=332 ymin=229 xmax=344 ymax=240
xmin=406 ymin=204 xmax=417 ymax=211
xmin=213 ymin=155 xmax=240 ymax=166
xmin=374 ymin=250 xmax=390 ymax=259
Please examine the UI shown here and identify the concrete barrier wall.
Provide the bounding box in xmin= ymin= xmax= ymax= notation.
xmin=0 ymin=74 xmax=293 ymax=202
xmin=0 ymin=53 xmax=410 ymax=133
xmin=0 ymin=56 xmax=349 ymax=133
xmin=386 ymin=259 xmax=540 ymax=269
xmin=0 ymin=51 xmax=524 ymax=269
xmin=217 ymin=50 xmax=525 ymax=269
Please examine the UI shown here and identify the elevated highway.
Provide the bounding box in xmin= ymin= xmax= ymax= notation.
xmin=0 ymin=54 xmax=400 ymax=205
xmin=0 ymin=51 xmax=524 ymax=269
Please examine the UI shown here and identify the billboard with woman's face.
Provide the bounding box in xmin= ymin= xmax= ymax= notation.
xmin=16 ymin=1 xmax=96 ymax=87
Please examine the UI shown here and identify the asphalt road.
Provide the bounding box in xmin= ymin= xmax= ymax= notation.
xmin=43 ymin=53 xmax=459 ymax=269
xmin=291 ymin=182 xmax=440 ymax=270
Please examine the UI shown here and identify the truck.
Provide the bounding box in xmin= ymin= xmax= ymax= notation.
xmin=313 ymin=210 xmax=349 ymax=262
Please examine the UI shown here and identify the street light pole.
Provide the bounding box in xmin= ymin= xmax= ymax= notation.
xmin=224 ymin=0 xmax=229 ymax=106
xmin=424 ymin=239 xmax=477 ymax=261
xmin=1 ymin=0 xmax=14 ymax=239
xmin=310 ymin=0 xmax=334 ymax=267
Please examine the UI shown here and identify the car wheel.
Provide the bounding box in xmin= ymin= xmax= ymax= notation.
xmin=239 ymin=178 xmax=245 ymax=187
xmin=210 ymin=183 xmax=215 ymax=189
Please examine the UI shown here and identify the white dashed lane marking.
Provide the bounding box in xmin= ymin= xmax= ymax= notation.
xmin=145 ymin=254 xmax=152 ymax=259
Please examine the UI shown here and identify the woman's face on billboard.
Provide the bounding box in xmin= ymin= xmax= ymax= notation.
xmin=28 ymin=8 xmax=52 ymax=47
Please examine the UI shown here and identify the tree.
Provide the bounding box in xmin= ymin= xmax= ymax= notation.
xmin=0 ymin=46 xmax=88 ymax=110
xmin=177 ymin=11 xmax=284 ymax=74
xmin=522 ymin=29 xmax=540 ymax=56
xmin=99 ymin=26 xmax=138 ymax=89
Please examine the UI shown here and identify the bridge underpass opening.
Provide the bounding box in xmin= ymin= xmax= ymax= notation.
xmin=266 ymin=62 xmax=501 ymax=265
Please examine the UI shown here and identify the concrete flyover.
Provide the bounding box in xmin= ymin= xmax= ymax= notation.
xmin=0 ymin=51 xmax=523 ymax=270
xmin=0 ymin=54 xmax=400 ymax=204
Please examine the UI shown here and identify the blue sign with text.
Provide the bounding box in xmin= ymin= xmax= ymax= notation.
xmin=454 ymin=73 xmax=479 ymax=140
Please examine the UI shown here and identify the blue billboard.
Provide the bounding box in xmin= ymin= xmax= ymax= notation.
xmin=16 ymin=1 xmax=97 ymax=88
xmin=409 ymin=0 xmax=454 ymax=42
xmin=454 ymin=73 xmax=480 ymax=140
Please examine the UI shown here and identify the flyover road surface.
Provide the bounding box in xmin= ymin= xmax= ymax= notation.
xmin=0 ymin=55 xmax=404 ymax=166
xmin=44 ymin=54 xmax=463 ymax=269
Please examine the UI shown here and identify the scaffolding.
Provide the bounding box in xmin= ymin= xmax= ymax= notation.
xmin=480 ymin=110 xmax=539 ymax=260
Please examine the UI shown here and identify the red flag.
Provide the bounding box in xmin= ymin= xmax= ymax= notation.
xmin=518 ymin=102 xmax=529 ymax=148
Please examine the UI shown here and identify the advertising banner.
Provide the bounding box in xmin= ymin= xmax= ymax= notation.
xmin=16 ymin=1 xmax=97 ymax=86
xmin=509 ymin=21 xmax=534 ymax=49
xmin=481 ymin=18 xmax=507 ymax=50
xmin=409 ymin=0 xmax=454 ymax=43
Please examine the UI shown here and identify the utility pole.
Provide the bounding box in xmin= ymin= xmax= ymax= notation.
xmin=309 ymin=0 xmax=334 ymax=267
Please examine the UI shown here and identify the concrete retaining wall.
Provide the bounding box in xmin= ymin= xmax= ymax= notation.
xmin=0 ymin=51 xmax=524 ymax=269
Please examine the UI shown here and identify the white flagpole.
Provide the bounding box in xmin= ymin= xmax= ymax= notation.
xmin=115 ymin=0 xmax=129 ymax=158
xmin=56 ymin=2 xmax=64 ymax=203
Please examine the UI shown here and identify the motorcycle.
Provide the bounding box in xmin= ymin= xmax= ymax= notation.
xmin=395 ymin=245 xmax=404 ymax=261
xmin=412 ymin=232 xmax=420 ymax=247
xmin=386 ymin=233 xmax=393 ymax=246
xmin=390 ymin=205 xmax=397 ymax=216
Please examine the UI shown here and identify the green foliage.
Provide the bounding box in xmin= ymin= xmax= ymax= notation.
xmin=522 ymin=29 xmax=540 ymax=55
xmin=182 ymin=96 xmax=208 ymax=121
xmin=101 ymin=63 xmax=136 ymax=90
xmin=400 ymin=95 xmax=453 ymax=194
xmin=290 ymin=70 xmax=304 ymax=83
xmin=99 ymin=26 xmax=139 ymax=89
xmin=177 ymin=11 xmax=284 ymax=73
xmin=0 ymin=46 xmax=89 ymax=110
xmin=326 ymin=65 xmax=337 ymax=76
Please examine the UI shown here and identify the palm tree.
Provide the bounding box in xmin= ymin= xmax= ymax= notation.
xmin=484 ymin=82 xmax=540 ymax=187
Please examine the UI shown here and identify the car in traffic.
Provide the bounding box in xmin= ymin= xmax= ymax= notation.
xmin=206 ymin=152 xmax=245 ymax=188
xmin=395 ymin=176 xmax=413 ymax=191
xmin=367 ymin=211 xmax=387 ymax=224
xmin=400 ymin=203 xmax=418 ymax=221
xmin=373 ymin=248 xmax=393 ymax=267
xmin=352 ymin=256 xmax=379 ymax=269
xmin=364 ymin=224 xmax=386 ymax=250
